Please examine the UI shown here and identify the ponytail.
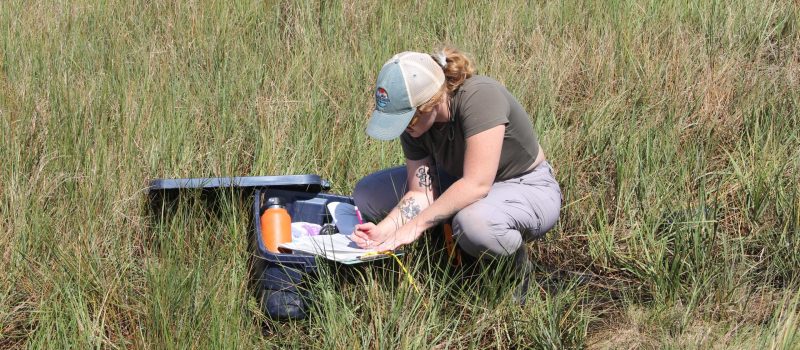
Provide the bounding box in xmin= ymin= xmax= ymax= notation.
xmin=436 ymin=46 xmax=475 ymax=94
xmin=417 ymin=46 xmax=476 ymax=113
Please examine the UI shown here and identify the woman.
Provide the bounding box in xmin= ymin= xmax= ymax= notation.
xmin=351 ymin=47 xmax=561 ymax=271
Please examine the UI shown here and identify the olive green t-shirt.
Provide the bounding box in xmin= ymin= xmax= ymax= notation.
xmin=400 ymin=75 xmax=539 ymax=181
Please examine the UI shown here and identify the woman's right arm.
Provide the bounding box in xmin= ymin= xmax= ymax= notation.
xmin=351 ymin=157 xmax=438 ymax=248
xmin=376 ymin=156 xmax=438 ymax=231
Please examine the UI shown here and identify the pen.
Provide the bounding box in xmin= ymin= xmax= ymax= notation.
xmin=354 ymin=205 xmax=364 ymax=224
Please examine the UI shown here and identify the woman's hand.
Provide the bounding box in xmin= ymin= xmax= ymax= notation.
xmin=350 ymin=222 xmax=420 ymax=251
xmin=350 ymin=222 xmax=386 ymax=249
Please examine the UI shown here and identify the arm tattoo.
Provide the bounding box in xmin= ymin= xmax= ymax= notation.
xmin=426 ymin=215 xmax=450 ymax=227
xmin=415 ymin=166 xmax=432 ymax=190
xmin=398 ymin=197 xmax=421 ymax=223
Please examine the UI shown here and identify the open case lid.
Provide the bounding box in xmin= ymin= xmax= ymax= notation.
xmin=148 ymin=174 xmax=331 ymax=221
xmin=149 ymin=174 xmax=330 ymax=192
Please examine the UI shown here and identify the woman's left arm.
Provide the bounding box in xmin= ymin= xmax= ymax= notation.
xmin=374 ymin=124 xmax=505 ymax=250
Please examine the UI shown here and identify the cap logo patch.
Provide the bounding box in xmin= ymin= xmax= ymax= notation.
xmin=376 ymin=87 xmax=390 ymax=109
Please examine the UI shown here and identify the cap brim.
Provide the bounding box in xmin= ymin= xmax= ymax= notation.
xmin=366 ymin=108 xmax=416 ymax=141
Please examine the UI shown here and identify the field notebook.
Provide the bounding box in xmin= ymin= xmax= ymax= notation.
xmin=278 ymin=202 xmax=399 ymax=265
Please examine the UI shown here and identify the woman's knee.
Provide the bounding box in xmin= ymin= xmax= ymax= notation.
xmin=352 ymin=166 xmax=406 ymax=220
xmin=452 ymin=203 xmax=522 ymax=258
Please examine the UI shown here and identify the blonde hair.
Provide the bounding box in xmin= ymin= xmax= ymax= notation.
xmin=417 ymin=46 xmax=476 ymax=113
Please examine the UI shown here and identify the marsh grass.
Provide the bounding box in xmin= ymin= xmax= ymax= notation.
xmin=2 ymin=0 xmax=799 ymax=348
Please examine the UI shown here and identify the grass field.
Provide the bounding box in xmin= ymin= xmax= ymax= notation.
xmin=2 ymin=0 xmax=799 ymax=348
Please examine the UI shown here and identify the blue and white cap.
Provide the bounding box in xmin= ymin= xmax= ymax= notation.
xmin=367 ymin=52 xmax=446 ymax=140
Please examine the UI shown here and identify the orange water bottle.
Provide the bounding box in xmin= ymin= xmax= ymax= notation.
xmin=260 ymin=197 xmax=292 ymax=253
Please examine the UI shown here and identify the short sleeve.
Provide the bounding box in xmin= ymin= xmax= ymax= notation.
xmin=400 ymin=132 xmax=429 ymax=160
xmin=458 ymin=83 xmax=510 ymax=138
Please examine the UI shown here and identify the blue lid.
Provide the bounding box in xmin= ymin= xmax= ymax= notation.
xmin=149 ymin=175 xmax=330 ymax=192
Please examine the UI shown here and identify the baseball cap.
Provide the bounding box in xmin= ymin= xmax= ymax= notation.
xmin=366 ymin=52 xmax=445 ymax=140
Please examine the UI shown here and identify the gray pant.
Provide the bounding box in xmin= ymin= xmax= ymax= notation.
xmin=352 ymin=161 xmax=562 ymax=258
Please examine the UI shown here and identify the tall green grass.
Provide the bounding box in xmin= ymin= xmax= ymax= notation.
xmin=1 ymin=0 xmax=798 ymax=348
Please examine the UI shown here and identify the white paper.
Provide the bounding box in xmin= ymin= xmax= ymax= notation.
xmin=279 ymin=233 xmax=374 ymax=263
xmin=279 ymin=202 xmax=397 ymax=264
